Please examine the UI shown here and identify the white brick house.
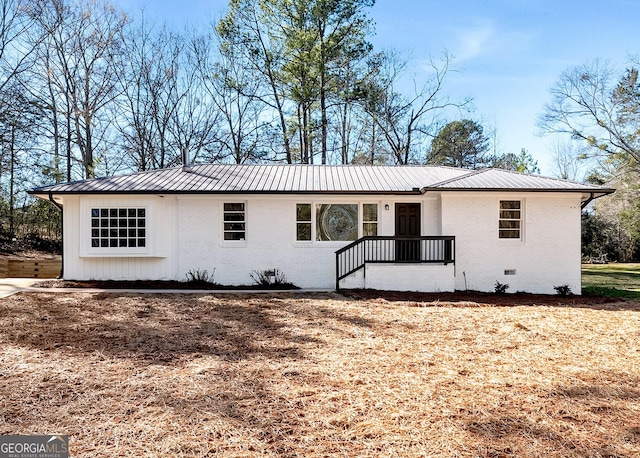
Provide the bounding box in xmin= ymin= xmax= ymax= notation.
xmin=30 ymin=164 xmax=613 ymax=294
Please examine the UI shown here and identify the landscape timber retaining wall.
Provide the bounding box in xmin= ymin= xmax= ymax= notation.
xmin=0 ymin=258 xmax=61 ymax=278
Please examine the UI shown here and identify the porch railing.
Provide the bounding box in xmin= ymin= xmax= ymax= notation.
xmin=335 ymin=236 xmax=455 ymax=289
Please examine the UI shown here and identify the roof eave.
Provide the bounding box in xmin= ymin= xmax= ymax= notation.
xmin=32 ymin=188 xmax=616 ymax=198
xmin=29 ymin=189 xmax=426 ymax=198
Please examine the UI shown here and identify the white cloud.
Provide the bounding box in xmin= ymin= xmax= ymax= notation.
xmin=454 ymin=19 xmax=497 ymax=62
xmin=452 ymin=18 xmax=534 ymax=63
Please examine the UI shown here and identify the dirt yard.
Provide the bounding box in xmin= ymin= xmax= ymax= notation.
xmin=1 ymin=292 xmax=639 ymax=457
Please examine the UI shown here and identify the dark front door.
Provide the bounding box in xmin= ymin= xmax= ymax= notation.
xmin=395 ymin=203 xmax=421 ymax=261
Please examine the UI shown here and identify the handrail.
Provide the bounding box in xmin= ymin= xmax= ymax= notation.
xmin=335 ymin=236 xmax=455 ymax=289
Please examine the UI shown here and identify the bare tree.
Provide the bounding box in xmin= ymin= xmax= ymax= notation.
xmin=28 ymin=0 xmax=128 ymax=178
xmin=539 ymin=59 xmax=640 ymax=172
xmin=190 ymin=27 xmax=267 ymax=164
xmin=217 ymin=0 xmax=293 ymax=163
xmin=0 ymin=0 xmax=41 ymax=93
xmin=117 ymin=17 xmax=183 ymax=171
xmin=166 ymin=29 xmax=222 ymax=165
xmin=549 ymin=138 xmax=590 ymax=181
xmin=362 ymin=50 xmax=470 ymax=164
xmin=325 ymin=40 xmax=377 ymax=165
xmin=21 ymin=21 xmax=73 ymax=181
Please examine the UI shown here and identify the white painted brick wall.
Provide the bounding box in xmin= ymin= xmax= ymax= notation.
xmin=176 ymin=195 xmax=382 ymax=288
xmin=62 ymin=191 xmax=584 ymax=294
xmin=364 ymin=263 xmax=455 ymax=292
xmin=441 ymin=192 xmax=582 ymax=295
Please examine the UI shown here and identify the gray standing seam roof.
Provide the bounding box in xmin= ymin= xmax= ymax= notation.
xmin=29 ymin=164 xmax=614 ymax=197
xmin=426 ymin=168 xmax=609 ymax=192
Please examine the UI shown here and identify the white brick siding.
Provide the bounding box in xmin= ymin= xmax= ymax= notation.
xmin=372 ymin=263 xmax=455 ymax=292
xmin=441 ymin=192 xmax=582 ymax=294
xmin=61 ymin=191 xmax=583 ymax=294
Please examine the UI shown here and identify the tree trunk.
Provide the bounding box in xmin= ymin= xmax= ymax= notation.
xmin=278 ymin=100 xmax=292 ymax=163
xmin=370 ymin=115 xmax=376 ymax=164
xmin=341 ymin=102 xmax=349 ymax=164
xmin=302 ymin=103 xmax=311 ymax=164
xmin=46 ymin=57 xmax=62 ymax=182
xmin=297 ymin=103 xmax=305 ymax=163
xmin=65 ymin=103 xmax=72 ymax=182
xmin=319 ymin=46 xmax=328 ymax=164
xmin=9 ymin=125 xmax=15 ymax=237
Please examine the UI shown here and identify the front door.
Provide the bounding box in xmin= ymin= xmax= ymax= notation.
xmin=395 ymin=203 xmax=421 ymax=261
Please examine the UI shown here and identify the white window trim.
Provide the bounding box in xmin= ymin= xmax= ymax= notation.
xmin=498 ymin=199 xmax=525 ymax=242
xmin=221 ymin=201 xmax=248 ymax=245
xmin=80 ymin=200 xmax=155 ymax=257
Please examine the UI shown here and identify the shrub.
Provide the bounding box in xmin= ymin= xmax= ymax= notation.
xmin=250 ymin=268 xmax=288 ymax=286
xmin=494 ymin=281 xmax=509 ymax=295
xmin=185 ymin=268 xmax=216 ymax=286
xmin=554 ymin=284 xmax=573 ymax=296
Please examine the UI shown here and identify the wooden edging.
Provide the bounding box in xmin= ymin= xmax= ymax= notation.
xmin=0 ymin=258 xmax=61 ymax=279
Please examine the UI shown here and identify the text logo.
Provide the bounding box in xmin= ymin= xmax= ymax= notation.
xmin=0 ymin=435 xmax=68 ymax=458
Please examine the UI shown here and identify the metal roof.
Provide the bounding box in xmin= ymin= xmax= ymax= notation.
xmin=29 ymin=164 xmax=614 ymax=199
xmin=427 ymin=168 xmax=610 ymax=192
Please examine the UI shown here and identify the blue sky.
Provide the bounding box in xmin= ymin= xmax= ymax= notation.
xmin=118 ymin=0 xmax=637 ymax=175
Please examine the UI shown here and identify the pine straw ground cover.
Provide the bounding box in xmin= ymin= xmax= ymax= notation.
xmin=0 ymin=292 xmax=639 ymax=457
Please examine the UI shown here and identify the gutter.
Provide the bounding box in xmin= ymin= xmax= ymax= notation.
xmin=421 ymin=186 xmax=615 ymax=200
xmin=48 ymin=192 xmax=63 ymax=279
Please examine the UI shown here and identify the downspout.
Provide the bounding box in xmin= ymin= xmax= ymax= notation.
xmin=48 ymin=192 xmax=63 ymax=279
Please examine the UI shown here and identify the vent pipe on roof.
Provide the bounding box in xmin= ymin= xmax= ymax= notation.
xmin=182 ymin=147 xmax=192 ymax=173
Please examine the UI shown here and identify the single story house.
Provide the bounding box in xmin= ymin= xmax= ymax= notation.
xmin=30 ymin=164 xmax=614 ymax=294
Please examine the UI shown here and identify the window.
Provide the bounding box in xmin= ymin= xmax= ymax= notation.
xmin=224 ymin=203 xmax=245 ymax=240
xmin=296 ymin=203 xmax=378 ymax=241
xmin=316 ymin=204 xmax=358 ymax=241
xmin=90 ymin=208 xmax=146 ymax=248
xmin=296 ymin=204 xmax=312 ymax=241
xmin=499 ymin=200 xmax=521 ymax=239
xmin=362 ymin=204 xmax=378 ymax=236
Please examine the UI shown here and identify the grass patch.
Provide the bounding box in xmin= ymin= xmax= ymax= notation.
xmin=1 ymin=292 xmax=639 ymax=457
xmin=582 ymin=263 xmax=640 ymax=299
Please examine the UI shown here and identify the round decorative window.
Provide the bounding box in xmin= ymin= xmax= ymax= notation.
xmin=316 ymin=204 xmax=358 ymax=241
